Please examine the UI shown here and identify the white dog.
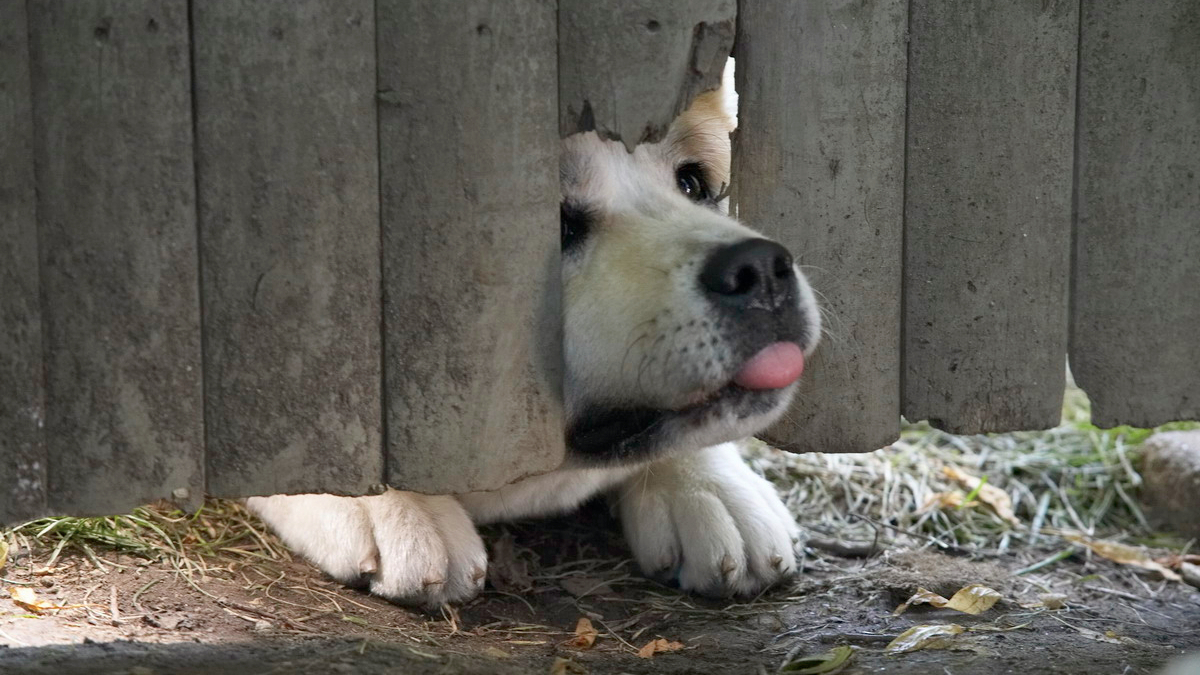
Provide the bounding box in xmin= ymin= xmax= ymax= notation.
xmin=248 ymin=77 xmax=821 ymax=607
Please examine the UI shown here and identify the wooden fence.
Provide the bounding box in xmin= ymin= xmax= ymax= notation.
xmin=1 ymin=0 xmax=1196 ymax=523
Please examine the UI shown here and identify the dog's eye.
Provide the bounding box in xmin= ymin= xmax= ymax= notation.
xmin=675 ymin=163 xmax=710 ymax=202
xmin=560 ymin=201 xmax=593 ymax=252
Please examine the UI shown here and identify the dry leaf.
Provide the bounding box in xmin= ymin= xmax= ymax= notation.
xmin=885 ymin=624 xmax=964 ymax=653
xmin=568 ymin=617 xmax=598 ymax=649
xmin=920 ymin=490 xmax=977 ymax=512
xmin=560 ymin=576 xmax=614 ymax=598
xmin=483 ymin=647 xmax=511 ymax=659
xmin=488 ymin=530 xmax=533 ymax=593
xmin=894 ymin=584 xmax=1001 ymax=616
xmin=0 ymin=541 xmax=7 ymax=572
xmin=942 ymin=466 xmax=1021 ymax=527
xmin=1180 ymin=562 xmax=1200 ymax=589
xmin=780 ymin=644 xmax=854 ymax=673
xmin=8 ymin=586 xmax=87 ymax=613
xmin=1020 ymin=593 xmax=1068 ymax=610
xmin=637 ymin=638 xmax=685 ymax=658
xmin=549 ymin=656 xmax=588 ymax=675
xmin=1064 ymin=534 xmax=1182 ymax=582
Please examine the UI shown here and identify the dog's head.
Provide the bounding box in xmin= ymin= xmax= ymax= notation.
xmin=560 ymin=83 xmax=820 ymax=466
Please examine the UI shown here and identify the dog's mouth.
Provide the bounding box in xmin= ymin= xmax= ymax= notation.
xmin=566 ymin=342 xmax=804 ymax=463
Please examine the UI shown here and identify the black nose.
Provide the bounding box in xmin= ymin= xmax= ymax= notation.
xmin=699 ymin=238 xmax=796 ymax=308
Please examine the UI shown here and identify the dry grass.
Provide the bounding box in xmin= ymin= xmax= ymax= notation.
xmin=749 ymin=384 xmax=1200 ymax=567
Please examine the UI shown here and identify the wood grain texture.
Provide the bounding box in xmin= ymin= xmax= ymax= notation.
xmin=734 ymin=0 xmax=908 ymax=454
xmin=902 ymin=0 xmax=1076 ymax=434
xmin=559 ymin=0 xmax=735 ymax=150
xmin=0 ymin=0 xmax=48 ymax=523
xmin=1072 ymin=1 xmax=1200 ymax=428
xmin=378 ymin=0 xmax=564 ymax=494
xmin=28 ymin=0 xmax=205 ymax=515
xmin=192 ymin=1 xmax=384 ymax=497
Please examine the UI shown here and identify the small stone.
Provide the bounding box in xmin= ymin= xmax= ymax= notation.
xmin=1140 ymin=430 xmax=1200 ymax=539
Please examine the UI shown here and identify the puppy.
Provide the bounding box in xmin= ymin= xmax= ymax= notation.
xmin=248 ymin=77 xmax=820 ymax=607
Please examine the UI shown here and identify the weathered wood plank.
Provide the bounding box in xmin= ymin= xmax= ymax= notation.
xmin=192 ymin=1 xmax=383 ymax=497
xmin=0 ymin=0 xmax=48 ymax=524
xmin=733 ymin=0 xmax=908 ymax=454
xmin=1072 ymin=1 xmax=1200 ymax=428
xmin=378 ymin=0 xmax=564 ymax=493
xmin=27 ymin=0 xmax=205 ymax=515
xmin=902 ymin=0 xmax=1076 ymax=434
xmin=559 ymin=0 xmax=735 ymax=150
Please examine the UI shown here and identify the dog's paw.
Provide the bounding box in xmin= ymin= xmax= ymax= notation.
xmin=246 ymin=490 xmax=486 ymax=608
xmin=615 ymin=442 xmax=799 ymax=596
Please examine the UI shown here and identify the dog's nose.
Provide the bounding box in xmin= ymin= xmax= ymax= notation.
xmin=699 ymin=238 xmax=795 ymax=308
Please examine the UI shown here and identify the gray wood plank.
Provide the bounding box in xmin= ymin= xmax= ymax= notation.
xmin=0 ymin=0 xmax=48 ymax=524
xmin=559 ymin=0 xmax=735 ymax=150
xmin=902 ymin=0 xmax=1076 ymax=434
xmin=192 ymin=1 xmax=383 ymax=497
xmin=27 ymin=0 xmax=205 ymax=515
xmin=1072 ymin=1 xmax=1200 ymax=428
xmin=378 ymin=0 xmax=564 ymax=494
xmin=733 ymin=0 xmax=908 ymax=454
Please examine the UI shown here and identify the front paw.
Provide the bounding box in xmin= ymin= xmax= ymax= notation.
xmin=616 ymin=442 xmax=799 ymax=596
xmin=247 ymin=490 xmax=486 ymax=608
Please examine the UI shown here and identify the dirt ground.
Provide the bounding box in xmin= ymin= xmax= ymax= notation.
xmin=1 ymin=501 xmax=1198 ymax=675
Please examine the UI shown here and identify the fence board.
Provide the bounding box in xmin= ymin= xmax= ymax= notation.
xmin=559 ymin=0 xmax=735 ymax=150
xmin=0 ymin=1 xmax=48 ymax=523
xmin=733 ymin=0 xmax=908 ymax=454
xmin=902 ymin=0 xmax=1076 ymax=434
xmin=27 ymin=0 xmax=205 ymax=515
xmin=192 ymin=1 xmax=383 ymax=497
xmin=1072 ymin=1 xmax=1200 ymax=428
xmin=378 ymin=0 xmax=563 ymax=494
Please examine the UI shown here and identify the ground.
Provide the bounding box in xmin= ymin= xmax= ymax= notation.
xmin=3 ymin=393 xmax=1199 ymax=674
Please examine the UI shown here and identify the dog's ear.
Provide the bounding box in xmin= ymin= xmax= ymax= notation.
xmin=719 ymin=57 xmax=737 ymax=130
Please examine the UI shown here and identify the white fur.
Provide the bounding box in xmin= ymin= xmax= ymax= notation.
xmin=250 ymin=74 xmax=818 ymax=607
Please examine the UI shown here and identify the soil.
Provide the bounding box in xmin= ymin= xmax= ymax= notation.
xmin=2 ymin=503 xmax=1198 ymax=675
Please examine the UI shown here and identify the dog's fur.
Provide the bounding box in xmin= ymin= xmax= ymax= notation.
xmin=247 ymin=75 xmax=820 ymax=607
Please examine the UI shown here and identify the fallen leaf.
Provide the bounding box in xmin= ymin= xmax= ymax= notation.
xmin=894 ymin=584 xmax=1001 ymax=616
xmin=0 ymin=540 xmax=7 ymax=571
xmin=637 ymin=638 xmax=685 ymax=658
xmin=1180 ymin=562 xmax=1200 ymax=589
xmin=8 ymin=586 xmax=87 ymax=613
xmin=920 ymin=490 xmax=977 ymax=512
xmin=780 ymin=644 xmax=854 ymax=673
xmin=1020 ymin=593 xmax=1068 ymax=610
xmin=549 ymin=656 xmax=588 ymax=675
xmin=1064 ymin=534 xmax=1182 ymax=582
xmin=885 ymin=624 xmax=965 ymax=653
xmin=560 ymin=576 xmax=614 ymax=598
xmin=942 ymin=467 xmax=1021 ymax=527
xmin=568 ymin=617 xmax=598 ymax=649
xmin=483 ymin=647 xmax=511 ymax=659
xmin=488 ymin=530 xmax=533 ymax=593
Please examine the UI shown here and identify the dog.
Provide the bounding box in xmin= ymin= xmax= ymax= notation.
xmin=247 ymin=73 xmax=821 ymax=607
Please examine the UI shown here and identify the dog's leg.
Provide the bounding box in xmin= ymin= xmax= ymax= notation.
xmin=246 ymin=490 xmax=486 ymax=607
xmin=613 ymin=441 xmax=800 ymax=596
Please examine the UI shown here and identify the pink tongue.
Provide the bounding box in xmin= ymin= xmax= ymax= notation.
xmin=733 ymin=342 xmax=805 ymax=390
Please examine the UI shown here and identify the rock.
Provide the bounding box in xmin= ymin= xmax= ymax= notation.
xmin=1140 ymin=430 xmax=1200 ymax=539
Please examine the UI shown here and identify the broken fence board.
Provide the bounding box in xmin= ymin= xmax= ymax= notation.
xmin=1072 ymin=1 xmax=1200 ymax=428
xmin=902 ymin=0 xmax=1076 ymax=434
xmin=559 ymin=0 xmax=735 ymax=150
xmin=28 ymin=0 xmax=205 ymax=515
xmin=378 ymin=0 xmax=564 ymax=494
xmin=0 ymin=0 xmax=48 ymax=523
xmin=192 ymin=1 xmax=384 ymax=497
xmin=734 ymin=0 xmax=909 ymax=454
